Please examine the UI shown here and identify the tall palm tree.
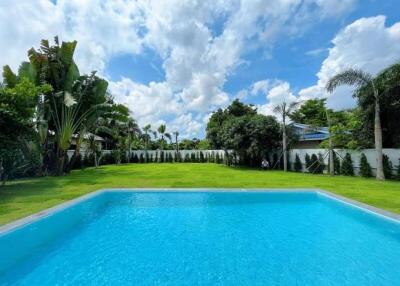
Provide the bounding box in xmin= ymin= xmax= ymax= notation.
xmin=273 ymin=101 xmax=300 ymax=172
xmin=157 ymin=124 xmax=167 ymax=150
xmin=126 ymin=118 xmax=140 ymax=162
xmin=173 ymin=131 xmax=179 ymax=153
xmin=142 ymin=124 xmax=152 ymax=155
xmin=326 ymin=68 xmax=384 ymax=180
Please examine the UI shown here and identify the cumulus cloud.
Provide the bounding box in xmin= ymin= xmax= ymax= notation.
xmin=299 ymin=15 xmax=400 ymax=109
xmin=0 ymin=0 xmax=358 ymax=137
xmin=258 ymin=81 xmax=298 ymax=116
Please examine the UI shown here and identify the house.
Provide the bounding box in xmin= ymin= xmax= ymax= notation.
xmin=70 ymin=133 xmax=105 ymax=151
xmin=291 ymin=123 xmax=329 ymax=149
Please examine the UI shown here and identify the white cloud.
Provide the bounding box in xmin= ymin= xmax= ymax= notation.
xmin=299 ymin=16 xmax=400 ymax=109
xmin=258 ymin=81 xmax=298 ymax=116
xmin=0 ymin=0 xmax=358 ymax=137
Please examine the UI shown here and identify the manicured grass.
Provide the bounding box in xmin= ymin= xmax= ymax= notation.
xmin=1 ymin=163 xmax=400 ymax=225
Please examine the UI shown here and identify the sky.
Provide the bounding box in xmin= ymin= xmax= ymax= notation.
xmin=0 ymin=0 xmax=400 ymax=138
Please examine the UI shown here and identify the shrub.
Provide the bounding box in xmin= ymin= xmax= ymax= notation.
xmin=100 ymin=153 xmax=113 ymax=165
xmin=383 ymin=154 xmax=393 ymax=179
xmin=200 ymin=151 xmax=205 ymax=163
xmin=184 ymin=154 xmax=190 ymax=162
xmin=132 ymin=154 xmax=139 ymax=163
xmin=341 ymin=153 xmax=354 ymax=176
xmin=139 ymin=153 xmax=145 ymax=163
xmin=396 ymin=158 xmax=400 ymax=180
xmin=168 ymin=152 xmax=173 ymax=162
xmin=294 ymin=154 xmax=302 ymax=172
xmin=305 ymin=154 xmax=311 ymax=172
xmin=317 ymin=153 xmax=325 ymax=174
xmin=159 ymin=151 xmax=164 ymax=163
xmin=359 ymin=153 xmax=372 ymax=177
xmin=309 ymin=154 xmax=320 ymax=173
xmin=333 ymin=152 xmax=341 ymax=175
xmin=215 ymin=153 xmax=221 ymax=164
xmin=175 ymin=152 xmax=182 ymax=162
xmin=154 ymin=153 xmax=158 ymax=163
xmin=209 ymin=152 xmax=215 ymax=163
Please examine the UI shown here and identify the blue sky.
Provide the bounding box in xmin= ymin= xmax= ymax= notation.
xmin=1 ymin=0 xmax=400 ymax=138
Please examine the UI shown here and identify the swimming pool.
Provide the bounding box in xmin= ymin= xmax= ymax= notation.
xmin=1 ymin=189 xmax=399 ymax=285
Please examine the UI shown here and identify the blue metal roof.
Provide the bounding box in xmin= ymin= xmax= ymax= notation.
xmin=292 ymin=123 xmax=329 ymax=141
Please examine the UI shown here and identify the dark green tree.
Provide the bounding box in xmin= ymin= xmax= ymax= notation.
xmin=341 ymin=153 xmax=354 ymax=176
xmin=359 ymin=153 xmax=372 ymax=177
xmin=382 ymin=154 xmax=393 ymax=179
xmin=294 ymin=154 xmax=302 ymax=172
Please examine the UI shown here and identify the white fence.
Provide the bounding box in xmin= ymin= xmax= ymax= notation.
xmin=67 ymin=149 xmax=226 ymax=161
xmin=288 ymin=148 xmax=400 ymax=175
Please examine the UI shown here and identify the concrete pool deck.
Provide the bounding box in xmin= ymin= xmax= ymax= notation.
xmin=1 ymin=188 xmax=400 ymax=235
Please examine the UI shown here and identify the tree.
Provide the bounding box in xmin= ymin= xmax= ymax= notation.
xmin=305 ymin=154 xmax=311 ymax=172
xmin=294 ymin=154 xmax=302 ymax=172
xmin=273 ymin=101 xmax=300 ymax=171
xmin=290 ymin=98 xmax=328 ymax=126
xmin=396 ymin=159 xmax=400 ymax=180
xmin=382 ymin=154 xmax=393 ymax=179
xmin=341 ymin=153 xmax=354 ymax=176
xmin=207 ymin=100 xmax=280 ymax=167
xmin=359 ymin=153 xmax=372 ymax=177
xmin=326 ymin=68 xmax=385 ymax=180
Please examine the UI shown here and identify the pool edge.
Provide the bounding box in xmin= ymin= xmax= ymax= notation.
xmin=1 ymin=188 xmax=399 ymax=235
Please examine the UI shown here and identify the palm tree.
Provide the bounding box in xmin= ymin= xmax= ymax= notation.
xmin=157 ymin=124 xmax=167 ymax=150
xmin=273 ymin=101 xmax=300 ymax=172
xmin=173 ymin=131 xmax=179 ymax=153
xmin=126 ymin=118 xmax=140 ymax=162
xmin=326 ymin=68 xmax=384 ymax=180
xmin=142 ymin=124 xmax=152 ymax=155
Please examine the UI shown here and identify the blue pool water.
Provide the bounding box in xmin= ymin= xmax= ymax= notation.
xmin=1 ymin=191 xmax=400 ymax=285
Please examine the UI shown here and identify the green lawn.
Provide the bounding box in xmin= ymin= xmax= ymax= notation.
xmin=1 ymin=163 xmax=400 ymax=225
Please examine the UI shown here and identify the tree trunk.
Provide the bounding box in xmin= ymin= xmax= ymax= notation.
xmin=283 ymin=115 xmax=287 ymax=172
xmin=374 ymin=96 xmax=385 ymax=180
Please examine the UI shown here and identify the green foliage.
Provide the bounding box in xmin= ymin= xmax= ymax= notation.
xmin=341 ymin=153 xmax=354 ymax=176
xmin=139 ymin=153 xmax=145 ymax=163
xmin=206 ymin=99 xmax=280 ymax=166
xmin=359 ymin=153 xmax=372 ymax=177
xmin=396 ymin=159 xmax=400 ymax=180
xmin=200 ymin=151 xmax=205 ymax=163
xmin=334 ymin=153 xmax=341 ymax=175
xmin=290 ymin=98 xmax=327 ymax=126
xmin=190 ymin=153 xmax=196 ymax=162
xmin=383 ymin=154 xmax=393 ymax=179
xmin=294 ymin=154 xmax=302 ymax=172
xmin=111 ymin=150 xmax=121 ymax=164
xmin=184 ymin=154 xmax=190 ymax=163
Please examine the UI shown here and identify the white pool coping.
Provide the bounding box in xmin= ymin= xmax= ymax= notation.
xmin=1 ymin=188 xmax=400 ymax=235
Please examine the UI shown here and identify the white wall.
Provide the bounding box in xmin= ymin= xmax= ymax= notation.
xmin=288 ymin=148 xmax=400 ymax=175
xmin=67 ymin=149 xmax=226 ymax=160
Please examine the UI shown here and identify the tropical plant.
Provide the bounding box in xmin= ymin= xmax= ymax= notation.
xmin=273 ymin=101 xmax=300 ymax=172
xmin=326 ymin=68 xmax=385 ymax=180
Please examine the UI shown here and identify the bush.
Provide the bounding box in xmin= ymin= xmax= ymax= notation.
xmin=359 ymin=153 xmax=372 ymax=177
xmin=100 ymin=153 xmax=113 ymax=165
xmin=139 ymin=153 xmax=145 ymax=163
xmin=132 ymin=154 xmax=139 ymax=163
xmin=200 ymin=151 xmax=205 ymax=163
xmin=154 ymin=153 xmax=158 ymax=163
xmin=184 ymin=154 xmax=190 ymax=162
xmin=383 ymin=154 xmax=393 ymax=179
xmin=305 ymin=154 xmax=311 ymax=172
xmin=396 ymin=158 xmax=400 ymax=180
xmin=309 ymin=154 xmax=321 ymax=174
xmin=190 ymin=153 xmax=196 ymax=162
xmin=318 ymin=153 xmax=326 ymax=173
xmin=168 ymin=152 xmax=173 ymax=162
xmin=294 ymin=154 xmax=302 ymax=172
xmin=209 ymin=152 xmax=215 ymax=163
xmin=215 ymin=153 xmax=221 ymax=164
xmin=341 ymin=153 xmax=354 ymax=176
xmin=334 ymin=152 xmax=341 ymax=175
